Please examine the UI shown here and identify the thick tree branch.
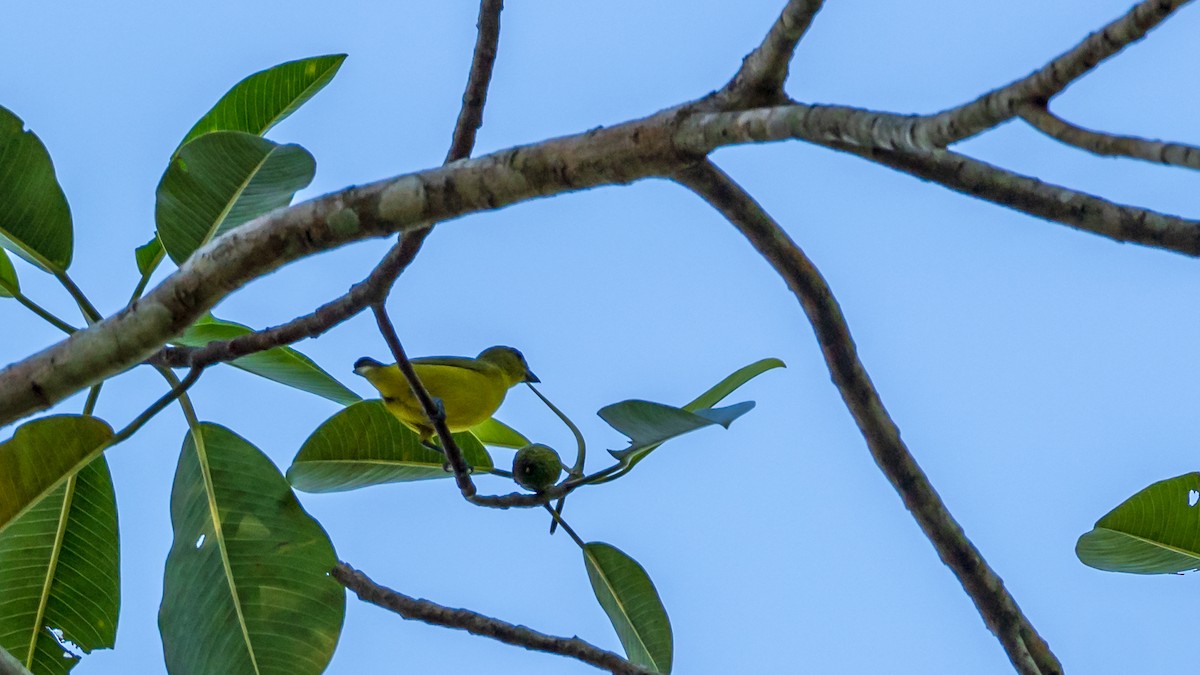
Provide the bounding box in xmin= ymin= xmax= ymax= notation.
xmin=911 ymin=0 xmax=1192 ymax=147
xmin=1019 ymin=102 xmax=1200 ymax=169
xmin=674 ymin=161 xmax=1062 ymax=675
xmin=333 ymin=563 xmax=652 ymax=675
xmin=720 ymin=0 xmax=824 ymax=106
xmin=0 ymin=112 xmax=696 ymax=428
xmin=678 ymin=104 xmax=1200 ymax=256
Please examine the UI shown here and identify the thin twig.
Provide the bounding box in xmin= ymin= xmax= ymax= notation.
xmin=1019 ymin=102 xmax=1200 ymax=170
xmin=333 ymin=562 xmax=651 ymax=675
xmin=674 ymin=160 xmax=1061 ymax=675
xmin=911 ymin=0 xmax=1192 ymax=147
xmin=369 ymin=302 xmax=477 ymax=497
xmin=720 ymin=0 xmax=823 ymax=106
xmin=0 ymin=645 xmax=32 ymax=675
xmin=110 ymin=368 xmax=202 ymax=446
xmin=446 ymin=0 xmax=504 ymax=163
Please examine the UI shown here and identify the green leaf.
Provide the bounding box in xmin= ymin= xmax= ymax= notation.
xmin=0 ymin=416 xmax=113 ymax=536
xmin=601 ymin=400 xmax=754 ymax=460
xmin=0 ymin=456 xmax=119 ymax=674
xmin=1076 ymin=472 xmax=1200 ymax=574
xmin=159 ymin=423 xmax=344 ymax=675
xmin=134 ymin=236 xmax=161 ymax=277
xmin=0 ymin=646 xmax=32 ymax=675
xmin=0 ymin=248 xmax=17 ymax=297
xmin=680 ymin=357 xmax=785 ymax=412
xmin=469 ymin=417 xmax=530 ymax=449
xmin=595 ymin=358 xmax=783 ymax=479
xmin=155 ymin=131 xmax=315 ymax=264
xmin=583 ymin=543 xmax=672 ymax=674
xmin=0 ymin=105 xmax=73 ymax=273
xmin=288 ymin=400 xmax=494 ymax=492
xmin=180 ymin=54 xmax=346 ymax=147
xmin=175 ymin=314 xmax=360 ymax=406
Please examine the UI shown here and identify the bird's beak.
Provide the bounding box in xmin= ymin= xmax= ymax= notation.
xmin=524 ymin=370 xmax=540 ymax=383
xmin=353 ymin=356 xmax=383 ymax=376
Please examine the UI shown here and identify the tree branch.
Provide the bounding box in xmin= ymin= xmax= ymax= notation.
xmin=678 ymin=103 xmax=1200 ymax=256
xmin=1019 ymin=102 xmax=1200 ymax=170
xmin=720 ymin=0 xmax=824 ymax=106
xmin=446 ymin=0 xmax=504 ymax=163
xmin=673 ymin=161 xmax=1062 ymax=675
xmin=332 ymin=562 xmax=652 ymax=675
xmin=911 ymin=0 xmax=1192 ymax=147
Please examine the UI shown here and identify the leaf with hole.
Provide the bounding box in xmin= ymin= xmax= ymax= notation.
xmin=159 ymin=423 xmax=344 ymax=674
xmin=287 ymin=400 xmax=494 ymax=492
xmin=175 ymin=314 xmax=359 ymax=406
xmin=469 ymin=417 xmax=530 ymax=449
xmin=0 ymin=105 xmax=73 ymax=273
xmin=0 ymin=456 xmax=119 ymax=674
xmin=156 ymin=131 xmax=315 ymax=264
xmin=0 ymin=416 xmax=113 ymax=536
xmin=1077 ymin=472 xmax=1200 ymax=574
xmin=583 ymin=542 xmax=672 ymax=673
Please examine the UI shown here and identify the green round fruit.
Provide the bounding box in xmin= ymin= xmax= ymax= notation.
xmin=513 ymin=443 xmax=563 ymax=492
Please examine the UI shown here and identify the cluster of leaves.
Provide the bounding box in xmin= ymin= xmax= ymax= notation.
xmin=0 ymin=55 xmax=784 ymax=674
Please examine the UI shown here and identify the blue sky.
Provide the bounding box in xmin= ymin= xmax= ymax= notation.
xmin=4 ymin=1 xmax=1200 ymax=673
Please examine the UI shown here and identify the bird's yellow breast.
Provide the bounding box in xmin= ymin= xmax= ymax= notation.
xmin=375 ymin=362 xmax=509 ymax=433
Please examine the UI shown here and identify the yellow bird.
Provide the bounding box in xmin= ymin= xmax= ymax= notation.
xmin=353 ymin=346 xmax=538 ymax=444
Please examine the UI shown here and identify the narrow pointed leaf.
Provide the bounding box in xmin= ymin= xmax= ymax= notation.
xmin=602 ymin=400 xmax=754 ymax=460
xmin=0 ymin=416 xmax=113 ymax=535
xmin=0 ymin=456 xmax=119 ymax=674
xmin=1077 ymin=472 xmax=1200 ymax=574
xmin=583 ymin=543 xmax=672 ymax=673
xmin=0 ymin=106 xmax=72 ymax=273
xmin=156 ymin=131 xmax=315 ymax=264
xmin=134 ymin=237 xmax=162 ymax=277
xmin=288 ymin=401 xmax=493 ymax=492
xmin=181 ymin=55 xmax=346 ymax=146
xmin=0 ymin=248 xmax=17 ymax=297
xmin=159 ymin=423 xmax=344 ymax=674
xmin=175 ymin=314 xmax=359 ymax=406
xmin=469 ymin=417 xmax=530 ymax=449
xmin=681 ymin=358 xmax=784 ymax=412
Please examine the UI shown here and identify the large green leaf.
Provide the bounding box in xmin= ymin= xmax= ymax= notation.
xmin=0 ymin=416 xmax=113 ymax=536
xmin=0 ymin=106 xmax=72 ymax=273
xmin=469 ymin=417 xmax=530 ymax=449
xmin=0 ymin=248 xmax=17 ymax=297
xmin=156 ymin=131 xmax=315 ymax=264
xmin=0 ymin=456 xmax=119 ymax=674
xmin=288 ymin=401 xmax=494 ymax=492
xmin=134 ymin=55 xmax=345 ymax=287
xmin=583 ymin=543 xmax=672 ymax=674
xmin=0 ymin=646 xmax=32 ymax=675
xmin=176 ymin=314 xmax=359 ymax=406
xmin=159 ymin=423 xmax=344 ymax=674
xmin=180 ymin=55 xmax=346 ymax=146
xmin=1077 ymin=472 xmax=1200 ymax=574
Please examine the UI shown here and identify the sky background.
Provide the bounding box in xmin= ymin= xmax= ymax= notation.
xmin=4 ymin=0 xmax=1200 ymax=673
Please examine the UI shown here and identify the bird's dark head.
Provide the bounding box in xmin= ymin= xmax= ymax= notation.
xmin=477 ymin=346 xmax=539 ymax=385
xmin=353 ymin=356 xmax=385 ymax=376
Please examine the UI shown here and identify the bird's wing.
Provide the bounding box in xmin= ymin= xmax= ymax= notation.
xmin=410 ymin=356 xmax=495 ymax=375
